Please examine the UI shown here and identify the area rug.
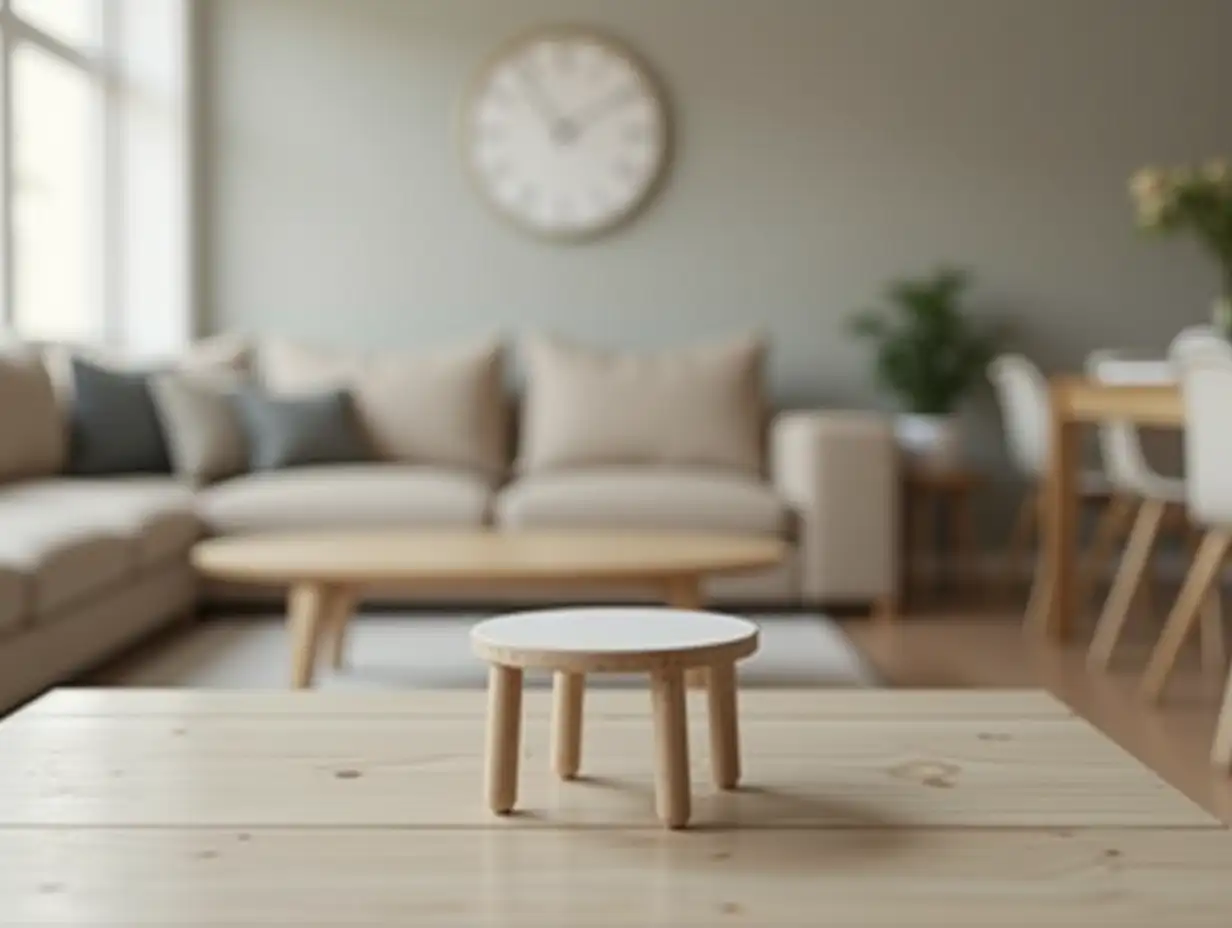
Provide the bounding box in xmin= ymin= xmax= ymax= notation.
xmin=105 ymin=614 xmax=880 ymax=690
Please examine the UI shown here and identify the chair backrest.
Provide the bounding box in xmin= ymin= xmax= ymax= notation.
xmin=1169 ymin=326 xmax=1232 ymax=367
xmin=1179 ymin=349 xmax=1232 ymax=527
xmin=1085 ymin=350 xmax=1157 ymax=494
xmin=988 ymin=354 xmax=1050 ymax=478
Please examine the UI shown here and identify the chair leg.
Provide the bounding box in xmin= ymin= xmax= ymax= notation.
xmin=1212 ymin=664 xmax=1232 ymax=771
xmin=1141 ymin=531 xmax=1232 ymax=703
xmin=1087 ymin=499 xmax=1166 ymax=671
xmin=1200 ymin=585 xmax=1226 ymax=678
xmin=1003 ymin=491 xmax=1040 ymax=598
xmin=1076 ymin=494 xmax=1138 ymax=618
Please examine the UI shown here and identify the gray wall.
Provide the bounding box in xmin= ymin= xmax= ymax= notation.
xmin=201 ymin=0 xmax=1232 ymax=513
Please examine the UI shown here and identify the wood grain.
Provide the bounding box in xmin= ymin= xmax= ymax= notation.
xmin=0 ymin=688 xmax=1226 ymax=925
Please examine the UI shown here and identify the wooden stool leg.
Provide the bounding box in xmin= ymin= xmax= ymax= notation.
xmin=287 ymin=583 xmax=331 ymax=689
xmin=706 ymin=662 xmax=740 ymax=790
xmin=321 ymin=586 xmax=357 ymax=670
xmin=650 ymin=668 xmax=691 ymax=829
xmin=485 ymin=664 xmax=523 ymax=815
xmin=1141 ymin=531 xmax=1231 ymax=703
xmin=551 ymin=671 xmax=585 ymax=780
xmin=1212 ymin=664 xmax=1232 ymax=771
xmin=1087 ymin=499 xmax=1166 ymax=671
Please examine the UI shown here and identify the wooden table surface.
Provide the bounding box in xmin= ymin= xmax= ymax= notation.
xmin=1 ymin=688 xmax=1230 ymax=925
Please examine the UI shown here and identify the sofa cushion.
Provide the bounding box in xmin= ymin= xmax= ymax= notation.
xmin=67 ymin=358 xmax=172 ymax=476
xmin=0 ymin=477 xmax=200 ymax=569
xmin=0 ymin=501 xmax=132 ymax=617
xmin=519 ymin=333 xmax=766 ymax=476
xmin=260 ymin=338 xmax=506 ymax=476
xmin=150 ymin=372 xmax=248 ymax=484
xmin=0 ymin=569 xmax=27 ymax=636
xmin=200 ymin=465 xmax=492 ymax=534
xmin=0 ymin=348 xmax=65 ymax=482
xmin=233 ymin=387 xmax=371 ymax=471
xmin=496 ymin=468 xmax=790 ymax=537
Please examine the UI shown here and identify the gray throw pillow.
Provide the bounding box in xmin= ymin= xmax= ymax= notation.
xmin=233 ymin=388 xmax=371 ymax=471
xmin=68 ymin=358 xmax=171 ymax=475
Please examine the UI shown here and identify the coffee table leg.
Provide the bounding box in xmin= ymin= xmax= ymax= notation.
xmin=551 ymin=671 xmax=585 ymax=780
xmin=288 ymin=583 xmax=331 ymax=689
xmin=321 ymin=586 xmax=357 ymax=670
xmin=650 ymin=667 xmax=691 ymax=829
xmin=707 ymin=662 xmax=740 ymax=789
xmin=486 ymin=664 xmax=523 ymax=815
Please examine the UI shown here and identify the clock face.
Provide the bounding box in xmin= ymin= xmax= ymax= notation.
xmin=462 ymin=29 xmax=670 ymax=241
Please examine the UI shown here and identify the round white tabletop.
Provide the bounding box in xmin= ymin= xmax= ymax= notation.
xmin=470 ymin=607 xmax=760 ymax=673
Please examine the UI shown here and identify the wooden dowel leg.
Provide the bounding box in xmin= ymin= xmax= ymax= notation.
xmin=1087 ymin=500 xmax=1166 ymax=671
xmin=664 ymin=576 xmax=708 ymax=688
xmin=551 ymin=671 xmax=585 ymax=781
xmin=1077 ymin=494 xmax=1138 ymax=618
xmin=1141 ymin=532 xmax=1231 ymax=703
xmin=287 ymin=583 xmax=329 ymax=689
xmin=707 ymin=662 xmax=740 ymax=790
xmin=1200 ymin=585 xmax=1226 ymax=679
xmin=650 ymin=668 xmax=691 ymax=829
xmin=1212 ymin=665 xmax=1232 ymax=771
xmin=485 ymin=664 xmax=523 ymax=815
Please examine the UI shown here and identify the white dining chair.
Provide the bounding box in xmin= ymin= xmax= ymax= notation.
xmin=1084 ymin=351 xmax=1222 ymax=671
xmin=988 ymin=354 xmax=1116 ymax=598
xmin=1139 ymin=349 xmax=1232 ymax=771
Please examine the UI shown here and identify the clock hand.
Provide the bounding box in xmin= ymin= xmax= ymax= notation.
xmin=517 ymin=65 xmax=577 ymax=143
xmin=573 ymin=85 xmax=640 ymax=131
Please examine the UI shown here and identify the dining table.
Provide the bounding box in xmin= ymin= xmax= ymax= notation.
xmin=1031 ymin=360 xmax=1182 ymax=641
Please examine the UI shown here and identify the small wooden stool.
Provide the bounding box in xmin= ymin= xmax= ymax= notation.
xmin=470 ymin=607 xmax=760 ymax=830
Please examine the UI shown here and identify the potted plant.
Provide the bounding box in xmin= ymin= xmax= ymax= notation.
xmin=849 ymin=267 xmax=997 ymax=469
xmin=1129 ymin=160 xmax=1232 ymax=336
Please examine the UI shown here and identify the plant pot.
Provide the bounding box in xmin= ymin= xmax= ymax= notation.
xmin=895 ymin=414 xmax=963 ymax=471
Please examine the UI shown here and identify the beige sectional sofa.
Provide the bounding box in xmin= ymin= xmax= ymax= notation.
xmin=0 ymin=334 xmax=898 ymax=712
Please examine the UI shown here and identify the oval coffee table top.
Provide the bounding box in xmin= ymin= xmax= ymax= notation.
xmin=470 ymin=607 xmax=760 ymax=673
xmin=192 ymin=530 xmax=786 ymax=586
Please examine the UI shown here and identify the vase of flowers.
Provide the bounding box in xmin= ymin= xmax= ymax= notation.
xmin=1130 ymin=160 xmax=1232 ymax=337
xmin=848 ymin=268 xmax=997 ymax=470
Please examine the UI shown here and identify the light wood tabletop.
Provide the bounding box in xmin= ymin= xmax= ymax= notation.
xmin=192 ymin=530 xmax=786 ymax=688
xmin=1 ymin=688 xmax=1230 ymax=925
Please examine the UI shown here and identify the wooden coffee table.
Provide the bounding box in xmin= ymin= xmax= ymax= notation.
xmin=471 ymin=608 xmax=760 ymax=829
xmin=192 ymin=531 xmax=785 ymax=688
xmin=2 ymin=689 xmax=1229 ymax=925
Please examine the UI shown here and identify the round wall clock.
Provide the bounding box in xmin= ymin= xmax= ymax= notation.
xmin=461 ymin=27 xmax=671 ymax=242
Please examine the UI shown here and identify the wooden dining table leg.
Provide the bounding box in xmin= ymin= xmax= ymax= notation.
xmin=1034 ymin=388 xmax=1081 ymax=640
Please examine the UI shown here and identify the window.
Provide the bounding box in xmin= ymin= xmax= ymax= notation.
xmin=2 ymin=0 xmax=107 ymax=342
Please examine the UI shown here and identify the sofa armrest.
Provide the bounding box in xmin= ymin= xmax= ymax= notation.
xmin=771 ymin=411 xmax=899 ymax=608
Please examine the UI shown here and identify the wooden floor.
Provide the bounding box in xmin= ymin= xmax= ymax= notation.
xmin=844 ymin=608 xmax=1232 ymax=825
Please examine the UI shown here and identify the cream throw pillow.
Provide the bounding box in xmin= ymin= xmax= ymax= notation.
xmin=149 ymin=372 xmax=247 ymax=485
xmin=259 ymin=338 xmax=507 ymax=476
xmin=519 ymin=333 xmax=767 ymax=475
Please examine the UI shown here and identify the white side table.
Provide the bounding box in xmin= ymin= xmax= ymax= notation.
xmin=470 ymin=607 xmax=760 ymax=830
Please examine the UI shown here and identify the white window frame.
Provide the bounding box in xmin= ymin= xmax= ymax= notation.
xmin=0 ymin=0 xmax=113 ymax=342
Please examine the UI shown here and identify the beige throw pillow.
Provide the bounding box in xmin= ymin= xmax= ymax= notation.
xmin=259 ymin=338 xmax=507 ymax=476
xmin=0 ymin=349 xmax=66 ymax=481
xmin=149 ymin=372 xmax=247 ymax=485
xmin=519 ymin=333 xmax=767 ymax=475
